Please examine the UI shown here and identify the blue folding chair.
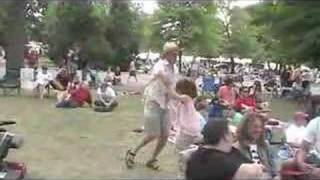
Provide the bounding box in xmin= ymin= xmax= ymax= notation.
xmin=202 ymin=76 xmax=219 ymax=94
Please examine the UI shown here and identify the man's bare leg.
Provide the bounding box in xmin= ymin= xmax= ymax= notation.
xmin=150 ymin=135 xmax=169 ymax=161
xmin=132 ymin=135 xmax=157 ymax=155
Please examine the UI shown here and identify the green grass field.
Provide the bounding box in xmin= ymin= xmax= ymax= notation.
xmin=0 ymin=95 xmax=300 ymax=179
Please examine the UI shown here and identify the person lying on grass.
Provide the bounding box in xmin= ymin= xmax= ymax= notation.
xmin=56 ymin=79 xmax=92 ymax=108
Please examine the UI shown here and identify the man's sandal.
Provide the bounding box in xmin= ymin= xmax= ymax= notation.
xmin=125 ymin=149 xmax=136 ymax=169
xmin=146 ymin=159 xmax=160 ymax=171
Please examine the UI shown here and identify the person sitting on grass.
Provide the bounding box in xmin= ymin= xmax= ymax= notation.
xmin=285 ymin=112 xmax=308 ymax=149
xmin=51 ymin=67 xmax=70 ymax=91
xmin=281 ymin=115 xmax=320 ymax=179
xmin=186 ymin=120 xmax=268 ymax=180
xmin=250 ymin=80 xmax=264 ymax=108
xmin=194 ymin=96 xmax=209 ymax=128
xmin=94 ymin=82 xmax=118 ymax=112
xmin=34 ymin=66 xmax=53 ymax=99
xmin=235 ymin=87 xmax=256 ymax=112
xmin=217 ymin=77 xmax=236 ymax=108
xmin=56 ymin=79 xmax=92 ymax=108
xmin=234 ymin=112 xmax=277 ymax=178
xmin=224 ymin=106 xmax=244 ymax=127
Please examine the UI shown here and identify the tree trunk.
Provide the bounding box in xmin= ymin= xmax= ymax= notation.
xmin=178 ymin=50 xmax=182 ymax=73
xmin=279 ymin=63 xmax=283 ymax=75
xmin=274 ymin=63 xmax=279 ymax=71
xmin=267 ymin=61 xmax=271 ymax=70
xmin=4 ymin=0 xmax=26 ymax=80
xmin=230 ymin=56 xmax=235 ymax=74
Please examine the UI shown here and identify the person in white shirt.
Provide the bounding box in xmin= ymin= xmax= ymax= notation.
xmin=190 ymin=59 xmax=200 ymax=80
xmin=94 ymin=82 xmax=118 ymax=112
xmin=35 ymin=66 xmax=53 ymax=99
xmin=125 ymin=42 xmax=188 ymax=170
xmin=296 ymin=116 xmax=320 ymax=178
xmin=285 ymin=112 xmax=308 ymax=148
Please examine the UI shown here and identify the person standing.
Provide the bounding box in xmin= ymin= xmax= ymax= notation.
xmin=127 ymin=58 xmax=138 ymax=83
xmin=125 ymin=42 xmax=187 ymax=170
xmin=113 ymin=66 xmax=121 ymax=85
xmin=190 ymin=58 xmax=200 ymax=80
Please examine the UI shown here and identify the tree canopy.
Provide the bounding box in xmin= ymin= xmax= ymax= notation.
xmin=0 ymin=0 xmax=319 ymax=73
xmin=249 ymin=1 xmax=320 ymax=67
xmin=145 ymin=1 xmax=222 ymax=58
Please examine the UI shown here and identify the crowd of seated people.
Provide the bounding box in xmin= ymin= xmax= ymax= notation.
xmin=55 ymin=76 xmax=92 ymax=108
xmin=169 ymin=72 xmax=320 ymax=179
xmin=164 ymin=74 xmax=316 ymax=179
xmin=53 ymin=75 xmax=119 ymax=112
xmin=29 ymin=65 xmax=121 ymax=112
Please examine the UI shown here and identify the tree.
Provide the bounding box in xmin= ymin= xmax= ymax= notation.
xmin=217 ymin=0 xmax=260 ymax=73
xmin=25 ymin=0 xmax=48 ymax=42
xmin=106 ymin=0 xmax=140 ymax=66
xmin=43 ymin=0 xmax=140 ymax=69
xmin=250 ymin=1 xmax=320 ymax=68
xmin=2 ymin=0 xmax=27 ymax=79
xmin=148 ymin=1 xmax=222 ymax=72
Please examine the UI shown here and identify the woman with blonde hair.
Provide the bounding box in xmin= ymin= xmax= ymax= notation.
xmin=234 ymin=112 xmax=276 ymax=178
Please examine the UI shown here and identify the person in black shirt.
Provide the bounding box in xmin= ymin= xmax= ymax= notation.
xmin=186 ymin=119 xmax=267 ymax=180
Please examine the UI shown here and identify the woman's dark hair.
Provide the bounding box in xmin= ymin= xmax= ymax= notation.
xmin=202 ymin=119 xmax=230 ymax=145
xmin=254 ymin=80 xmax=262 ymax=92
xmin=239 ymin=87 xmax=248 ymax=94
xmin=224 ymin=77 xmax=233 ymax=86
xmin=175 ymin=78 xmax=198 ymax=98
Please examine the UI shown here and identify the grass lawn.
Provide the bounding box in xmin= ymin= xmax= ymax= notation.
xmin=0 ymin=94 xmax=300 ymax=179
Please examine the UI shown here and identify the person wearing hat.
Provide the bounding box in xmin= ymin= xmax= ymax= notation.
xmin=35 ymin=66 xmax=53 ymax=99
xmin=125 ymin=42 xmax=188 ymax=170
xmin=94 ymin=82 xmax=118 ymax=112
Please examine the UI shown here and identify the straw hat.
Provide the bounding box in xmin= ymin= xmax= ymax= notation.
xmin=162 ymin=42 xmax=180 ymax=55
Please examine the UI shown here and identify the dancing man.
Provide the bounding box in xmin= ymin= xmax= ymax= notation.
xmin=125 ymin=42 xmax=187 ymax=170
